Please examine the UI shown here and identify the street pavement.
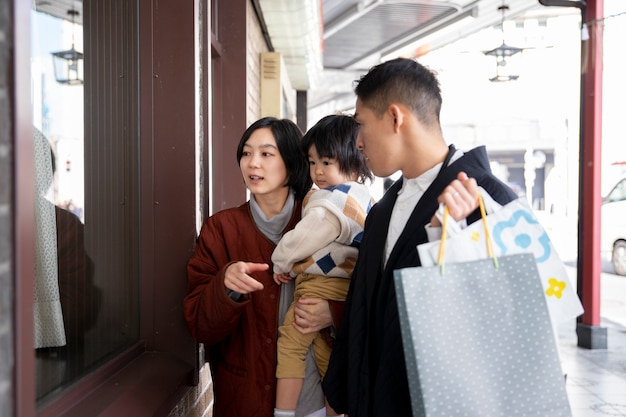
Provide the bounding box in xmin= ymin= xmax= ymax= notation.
xmin=542 ymin=210 xmax=626 ymax=416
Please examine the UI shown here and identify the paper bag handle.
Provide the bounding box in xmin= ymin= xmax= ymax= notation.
xmin=436 ymin=194 xmax=499 ymax=273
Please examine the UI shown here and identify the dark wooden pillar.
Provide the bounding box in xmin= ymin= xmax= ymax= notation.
xmin=211 ymin=0 xmax=248 ymax=212
xmin=297 ymin=90 xmax=307 ymax=132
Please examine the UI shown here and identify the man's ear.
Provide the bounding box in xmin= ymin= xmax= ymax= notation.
xmin=388 ymin=104 xmax=404 ymax=133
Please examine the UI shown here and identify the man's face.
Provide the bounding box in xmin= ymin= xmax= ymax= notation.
xmin=354 ymin=98 xmax=399 ymax=178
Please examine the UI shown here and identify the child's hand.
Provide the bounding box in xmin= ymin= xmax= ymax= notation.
xmin=273 ymin=272 xmax=293 ymax=285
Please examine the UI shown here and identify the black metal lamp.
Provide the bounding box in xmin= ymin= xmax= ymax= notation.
xmin=483 ymin=4 xmax=523 ymax=82
xmin=51 ymin=9 xmax=84 ymax=85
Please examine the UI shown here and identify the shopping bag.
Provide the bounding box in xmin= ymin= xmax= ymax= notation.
xmin=394 ymin=254 xmax=572 ymax=417
xmin=418 ymin=194 xmax=582 ymax=325
xmin=393 ymin=197 xmax=572 ymax=417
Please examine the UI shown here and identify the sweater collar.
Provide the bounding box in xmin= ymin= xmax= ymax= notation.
xmin=250 ymin=191 xmax=295 ymax=244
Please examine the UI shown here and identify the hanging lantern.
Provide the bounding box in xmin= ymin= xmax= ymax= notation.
xmin=483 ymin=3 xmax=524 ymax=82
xmin=51 ymin=9 xmax=84 ymax=85
xmin=484 ymin=41 xmax=522 ymax=82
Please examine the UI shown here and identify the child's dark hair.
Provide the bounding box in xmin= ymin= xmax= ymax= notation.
xmin=237 ymin=117 xmax=312 ymax=200
xmin=302 ymin=114 xmax=373 ymax=184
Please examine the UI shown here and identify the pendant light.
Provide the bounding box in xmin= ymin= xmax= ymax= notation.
xmin=483 ymin=3 xmax=523 ymax=82
xmin=51 ymin=8 xmax=84 ymax=85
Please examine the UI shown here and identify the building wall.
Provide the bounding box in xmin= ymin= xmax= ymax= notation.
xmin=167 ymin=2 xmax=269 ymax=416
xmin=2 ymin=0 xmax=287 ymax=414
xmin=167 ymin=361 xmax=213 ymax=417
xmin=246 ymin=0 xmax=268 ymax=125
xmin=0 ymin=0 xmax=14 ymax=414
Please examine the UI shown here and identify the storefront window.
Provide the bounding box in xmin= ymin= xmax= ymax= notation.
xmin=31 ymin=1 xmax=140 ymax=406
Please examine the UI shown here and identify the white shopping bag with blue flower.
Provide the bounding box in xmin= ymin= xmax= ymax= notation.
xmin=418 ymin=192 xmax=583 ymax=325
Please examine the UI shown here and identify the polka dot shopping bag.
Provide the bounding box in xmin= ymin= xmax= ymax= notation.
xmin=393 ymin=196 xmax=572 ymax=417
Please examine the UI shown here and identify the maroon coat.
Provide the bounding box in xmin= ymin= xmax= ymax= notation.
xmin=184 ymin=200 xmax=343 ymax=417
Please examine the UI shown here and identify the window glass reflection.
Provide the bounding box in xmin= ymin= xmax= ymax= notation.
xmin=32 ymin=1 xmax=139 ymax=404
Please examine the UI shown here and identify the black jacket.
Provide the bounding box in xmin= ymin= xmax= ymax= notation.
xmin=323 ymin=146 xmax=518 ymax=416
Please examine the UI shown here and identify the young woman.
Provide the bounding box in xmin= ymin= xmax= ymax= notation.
xmin=184 ymin=117 xmax=342 ymax=417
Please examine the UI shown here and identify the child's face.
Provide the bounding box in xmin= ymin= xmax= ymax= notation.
xmin=308 ymin=144 xmax=352 ymax=189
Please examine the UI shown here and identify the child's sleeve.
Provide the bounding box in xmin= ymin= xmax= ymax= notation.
xmin=271 ymin=206 xmax=341 ymax=274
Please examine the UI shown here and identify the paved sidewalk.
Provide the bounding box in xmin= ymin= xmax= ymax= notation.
xmin=558 ymin=319 xmax=626 ymax=416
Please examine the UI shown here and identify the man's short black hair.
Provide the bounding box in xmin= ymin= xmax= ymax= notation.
xmin=354 ymin=58 xmax=442 ymax=128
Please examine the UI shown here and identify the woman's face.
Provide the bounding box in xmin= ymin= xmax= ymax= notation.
xmin=239 ymin=127 xmax=289 ymax=198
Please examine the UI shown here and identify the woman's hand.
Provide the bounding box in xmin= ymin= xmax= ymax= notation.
xmin=273 ymin=272 xmax=293 ymax=285
xmin=293 ymin=297 xmax=333 ymax=334
xmin=224 ymin=261 xmax=267 ymax=294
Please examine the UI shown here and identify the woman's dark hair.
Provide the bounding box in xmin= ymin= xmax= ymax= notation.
xmin=237 ymin=117 xmax=312 ymax=200
xmin=302 ymin=114 xmax=373 ymax=184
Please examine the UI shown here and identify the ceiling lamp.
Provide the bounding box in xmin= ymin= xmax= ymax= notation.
xmin=483 ymin=3 xmax=523 ymax=82
xmin=51 ymin=9 xmax=84 ymax=85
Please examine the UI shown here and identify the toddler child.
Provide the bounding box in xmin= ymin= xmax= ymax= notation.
xmin=272 ymin=114 xmax=374 ymax=417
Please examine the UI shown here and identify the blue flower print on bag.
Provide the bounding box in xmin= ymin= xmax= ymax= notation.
xmin=492 ymin=210 xmax=552 ymax=263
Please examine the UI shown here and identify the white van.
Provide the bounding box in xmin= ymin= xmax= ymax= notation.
xmin=600 ymin=176 xmax=626 ymax=276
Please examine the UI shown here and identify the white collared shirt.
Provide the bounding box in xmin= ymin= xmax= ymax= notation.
xmin=384 ymin=149 xmax=463 ymax=265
